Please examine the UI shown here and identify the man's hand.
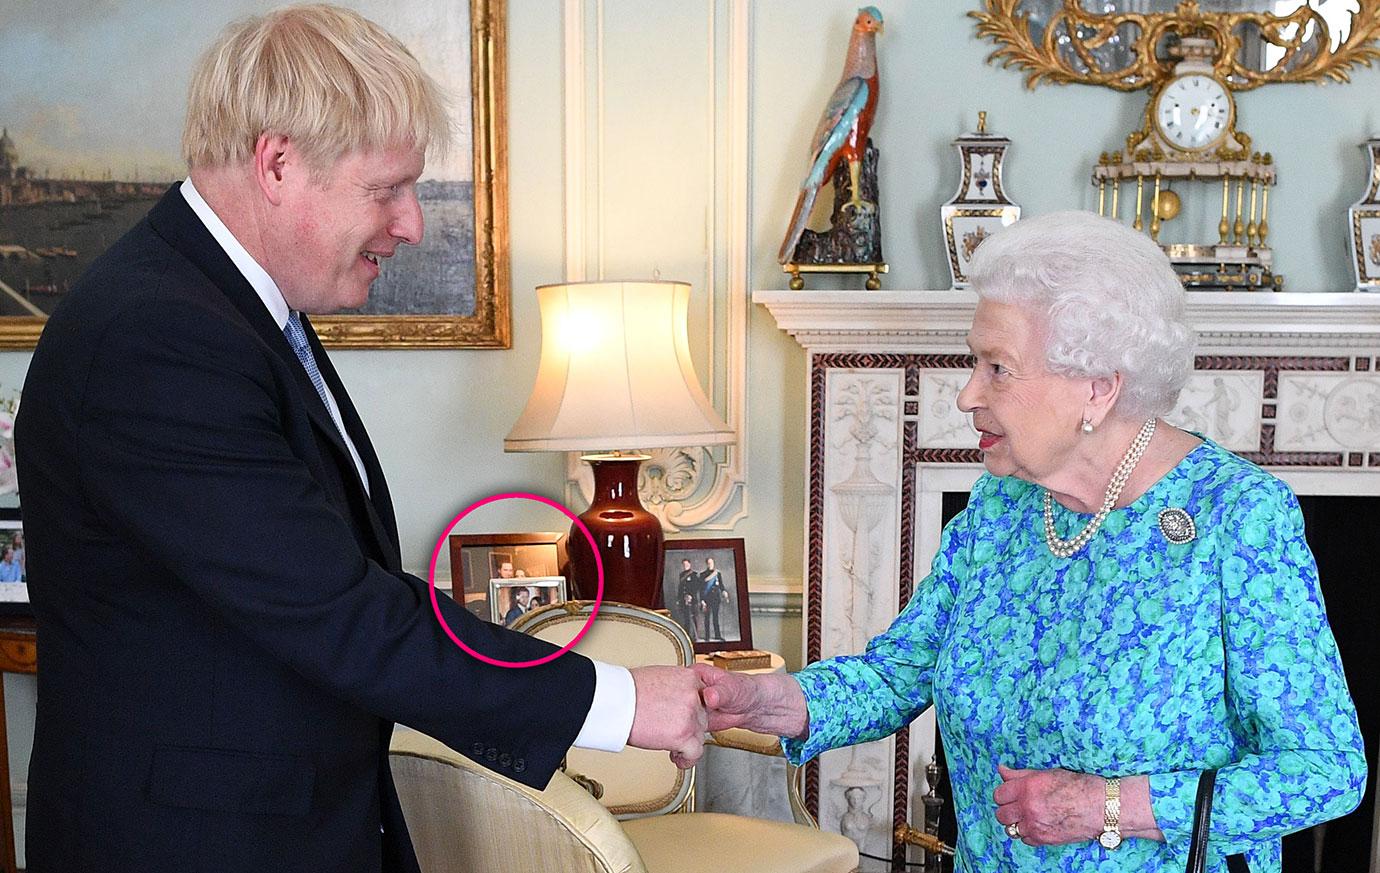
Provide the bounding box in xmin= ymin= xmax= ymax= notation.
xmin=627 ymin=666 xmax=708 ymax=769
xmin=694 ymin=663 xmax=809 ymax=739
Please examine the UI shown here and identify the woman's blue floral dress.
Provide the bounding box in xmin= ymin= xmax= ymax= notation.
xmin=784 ymin=439 xmax=1366 ymax=872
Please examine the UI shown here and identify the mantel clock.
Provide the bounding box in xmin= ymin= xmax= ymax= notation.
xmin=1093 ymin=35 xmax=1278 ymax=290
xmin=973 ymin=0 xmax=1380 ymax=291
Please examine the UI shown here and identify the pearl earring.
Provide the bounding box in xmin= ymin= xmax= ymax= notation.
xmin=1081 ymin=419 xmax=1094 ymax=434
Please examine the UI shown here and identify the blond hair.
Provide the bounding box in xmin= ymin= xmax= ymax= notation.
xmin=181 ymin=4 xmax=451 ymax=172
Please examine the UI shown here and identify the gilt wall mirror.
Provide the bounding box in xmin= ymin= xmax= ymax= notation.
xmin=972 ymin=0 xmax=1380 ymax=90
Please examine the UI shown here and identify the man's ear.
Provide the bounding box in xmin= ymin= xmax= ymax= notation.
xmin=252 ymin=133 xmax=293 ymax=205
xmin=1084 ymin=372 xmax=1124 ymax=428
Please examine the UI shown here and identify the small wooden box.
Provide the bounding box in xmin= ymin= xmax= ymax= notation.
xmin=711 ymin=650 xmax=772 ymax=671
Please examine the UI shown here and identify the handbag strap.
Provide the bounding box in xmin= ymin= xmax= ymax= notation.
xmin=1186 ymin=769 xmax=1251 ymax=873
xmin=1186 ymin=770 xmax=1217 ymax=873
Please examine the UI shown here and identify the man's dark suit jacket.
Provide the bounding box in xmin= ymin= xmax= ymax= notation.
xmin=14 ymin=186 xmax=597 ymax=872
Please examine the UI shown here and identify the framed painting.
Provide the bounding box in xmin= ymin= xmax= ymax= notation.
xmin=660 ymin=537 xmax=752 ymax=655
xmin=0 ymin=0 xmax=509 ymax=349
xmin=447 ymin=532 xmax=568 ymax=622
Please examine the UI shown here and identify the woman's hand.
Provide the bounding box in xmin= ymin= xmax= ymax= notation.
xmin=694 ymin=664 xmax=810 ymax=739
xmin=993 ymin=766 xmax=1163 ymax=846
xmin=993 ymin=765 xmax=1103 ymax=846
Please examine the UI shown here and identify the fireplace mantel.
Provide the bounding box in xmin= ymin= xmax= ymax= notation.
xmin=756 ymin=289 xmax=1380 ymax=352
xmin=755 ymin=288 xmax=1380 ymax=871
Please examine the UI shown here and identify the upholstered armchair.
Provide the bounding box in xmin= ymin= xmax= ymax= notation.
xmin=389 ymin=601 xmax=858 ymax=873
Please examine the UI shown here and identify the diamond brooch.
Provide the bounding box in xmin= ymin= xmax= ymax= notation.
xmin=1157 ymin=508 xmax=1196 ymax=544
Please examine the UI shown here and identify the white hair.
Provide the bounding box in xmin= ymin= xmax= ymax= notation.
xmin=967 ymin=211 xmax=1195 ymax=419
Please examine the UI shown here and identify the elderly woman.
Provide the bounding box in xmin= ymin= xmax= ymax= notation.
xmin=700 ymin=212 xmax=1365 ymax=871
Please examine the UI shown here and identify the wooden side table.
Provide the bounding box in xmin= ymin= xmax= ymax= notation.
xmin=0 ymin=618 xmax=35 ymax=873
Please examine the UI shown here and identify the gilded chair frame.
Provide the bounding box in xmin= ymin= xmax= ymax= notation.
xmin=516 ymin=600 xmax=819 ymax=828
xmin=514 ymin=601 xmax=695 ymax=819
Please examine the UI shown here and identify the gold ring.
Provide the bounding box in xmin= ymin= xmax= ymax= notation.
xmin=1005 ymin=822 xmax=1021 ymax=839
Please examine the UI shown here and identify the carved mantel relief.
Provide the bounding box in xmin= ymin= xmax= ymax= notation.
xmin=818 ymin=371 xmax=903 ymax=867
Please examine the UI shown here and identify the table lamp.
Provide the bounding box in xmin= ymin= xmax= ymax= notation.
xmin=504 ymin=280 xmax=734 ymax=607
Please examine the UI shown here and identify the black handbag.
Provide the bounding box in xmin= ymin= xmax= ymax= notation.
xmin=1186 ymin=770 xmax=1251 ymax=873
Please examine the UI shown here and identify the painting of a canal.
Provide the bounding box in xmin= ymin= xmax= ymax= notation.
xmin=0 ymin=143 xmax=164 ymax=316
xmin=0 ymin=0 xmax=509 ymax=348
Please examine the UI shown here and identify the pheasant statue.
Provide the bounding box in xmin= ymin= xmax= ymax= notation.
xmin=778 ymin=6 xmax=884 ymax=269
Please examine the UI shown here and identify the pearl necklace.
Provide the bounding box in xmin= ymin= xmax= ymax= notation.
xmin=1042 ymin=418 xmax=1157 ymax=558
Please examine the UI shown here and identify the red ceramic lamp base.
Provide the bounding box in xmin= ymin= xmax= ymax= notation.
xmin=565 ymin=455 xmax=664 ymax=607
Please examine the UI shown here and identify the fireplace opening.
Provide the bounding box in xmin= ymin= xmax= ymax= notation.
xmin=925 ymin=493 xmax=1378 ymax=871
xmin=1284 ymin=496 xmax=1378 ymax=873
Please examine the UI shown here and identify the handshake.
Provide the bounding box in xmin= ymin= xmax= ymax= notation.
xmin=625 ymin=664 xmax=809 ymax=768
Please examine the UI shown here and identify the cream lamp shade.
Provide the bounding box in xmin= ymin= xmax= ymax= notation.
xmin=504 ymin=281 xmax=734 ymax=452
xmin=504 ymin=280 xmax=733 ymax=606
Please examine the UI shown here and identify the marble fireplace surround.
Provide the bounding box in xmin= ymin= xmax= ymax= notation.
xmin=756 ymin=289 xmax=1380 ymax=870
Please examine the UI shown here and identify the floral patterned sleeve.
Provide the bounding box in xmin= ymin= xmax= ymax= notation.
xmin=1148 ymin=480 xmax=1367 ymax=864
xmin=781 ymin=480 xmax=980 ymax=765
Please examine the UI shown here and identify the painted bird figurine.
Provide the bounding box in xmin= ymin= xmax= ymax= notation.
xmin=778 ymin=6 xmax=884 ymax=265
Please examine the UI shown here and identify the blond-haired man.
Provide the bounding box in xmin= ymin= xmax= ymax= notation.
xmin=16 ymin=7 xmax=705 ymax=871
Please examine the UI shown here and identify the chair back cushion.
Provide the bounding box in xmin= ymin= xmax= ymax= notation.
xmin=389 ymin=728 xmax=648 ymax=873
xmin=516 ymin=602 xmax=694 ymax=819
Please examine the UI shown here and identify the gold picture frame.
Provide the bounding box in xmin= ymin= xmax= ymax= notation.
xmin=0 ymin=0 xmax=510 ymax=350
xmin=315 ymin=0 xmax=511 ymax=348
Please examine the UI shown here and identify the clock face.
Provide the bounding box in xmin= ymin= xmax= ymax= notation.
xmin=1154 ymin=75 xmax=1232 ymax=152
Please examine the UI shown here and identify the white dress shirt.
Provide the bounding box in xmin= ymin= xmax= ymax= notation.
xmin=178 ymin=178 xmax=635 ymax=752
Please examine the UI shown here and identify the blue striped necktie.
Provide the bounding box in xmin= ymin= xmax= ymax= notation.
xmin=283 ymin=312 xmax=347 ymax=439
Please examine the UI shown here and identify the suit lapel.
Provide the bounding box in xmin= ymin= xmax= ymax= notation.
xmin=299 ymin=315 xmax=404 ymax=572
xmin=145 ymin=187 xmax=351 ymax=462
xmin=145 ymin=185 xmax=402 ymax=569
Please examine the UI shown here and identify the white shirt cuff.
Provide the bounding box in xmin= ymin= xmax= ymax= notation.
xmin=572 ymin=660 xmax=635 ymax=752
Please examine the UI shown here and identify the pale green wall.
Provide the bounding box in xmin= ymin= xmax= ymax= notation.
xmin=751 ymin=1 xmax=1380 ymax=294
xmin=1 ymin=1 xmax=1377 ymax=859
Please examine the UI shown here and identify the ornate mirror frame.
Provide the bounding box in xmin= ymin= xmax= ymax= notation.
xmin=971 ymin=0 xmax=1380 ymax=91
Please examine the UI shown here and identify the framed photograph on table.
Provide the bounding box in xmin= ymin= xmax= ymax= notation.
xmin=490 ymin=576 xmax=567 ymax=628
xmin=0 ymin=0 xmax=510 ymax=349
xmin=0 ymin=509 xmax=27 ymax=616
xmin=448 ymin=533 xmax=567 ymax=622
xmin=660 ymin=538 xmax=752 ymax=655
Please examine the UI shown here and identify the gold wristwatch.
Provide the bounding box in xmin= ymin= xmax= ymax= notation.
xmin=1098 ymin=776 xmax=1123 ymax=849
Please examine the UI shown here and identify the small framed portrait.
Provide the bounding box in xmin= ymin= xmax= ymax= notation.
xmin=447 ymin=533 xmax=567 ymax=622
xmin=0 ymin=509 xmax=27 ymax=615
xmin=660 ymin=538 xmax=752 ymax=655
xmin=490 ymin=577 xmax=567 ymax=627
